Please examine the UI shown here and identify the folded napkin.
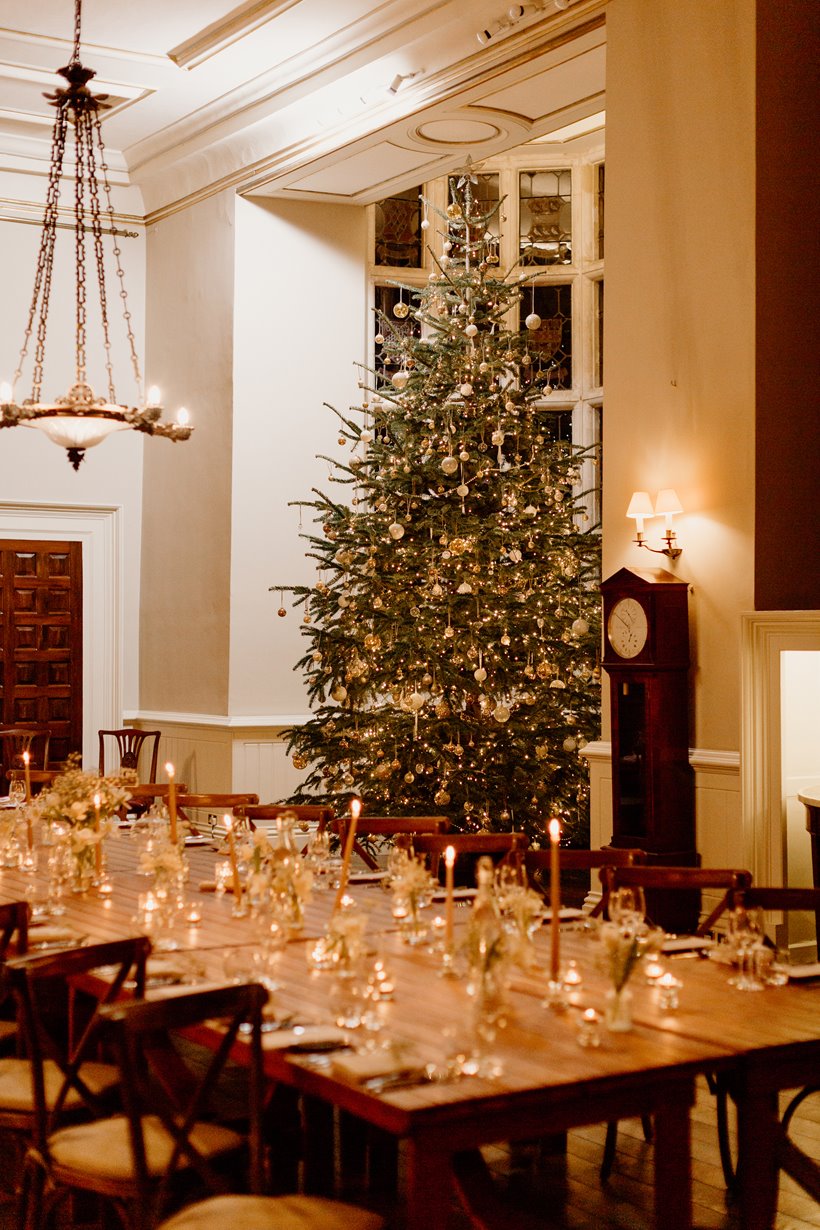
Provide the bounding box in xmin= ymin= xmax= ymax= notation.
xmin=662 ymin=935 xmax=715 ymax=954
xmin=331 ymin=1050 xmax=409 ymax=1082
xmin=348 ymin=872 xmax=387 ymax=884
xmin=788 ymin=962 xmax=820 ymax=982
xmin=263 ymin=1024 xmax=349 ymax=1052
xmin=145 ymin=956 xmax=197 ymax=985
xmin=28 ymin=924 xmax=86 ymax=948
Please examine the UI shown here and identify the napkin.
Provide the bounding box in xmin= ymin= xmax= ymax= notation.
xmin=348 ymin=871 xmax=387 ymax=884
xmin=28 ymin=924 xmax=86 ymax=948
xmin=788 ymin=962 xmax=820 ymax=982
xmin=331 ymin=1050 xmax=409 ymax=1081
xmin=540 ymin=907 xmax=586 ymax=923
xmin=262 ymin=1024 xmax=349 ymax=1052
xmin=662 ymin=935 xmax=715 ymax=954
xmin=431 ymin=887 xmax=477 ymax=902
xmin=145 ymin=956 xmax=197 ymax=985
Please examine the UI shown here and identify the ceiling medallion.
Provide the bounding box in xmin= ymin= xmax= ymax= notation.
xmin=0 ymin=0 xmax=192 ymax=469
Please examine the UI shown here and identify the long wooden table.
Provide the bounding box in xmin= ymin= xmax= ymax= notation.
xmin=1 ymin=833 xmax=817 ymax=1230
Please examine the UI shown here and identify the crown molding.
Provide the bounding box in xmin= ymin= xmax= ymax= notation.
xmin=168 ymin=0 xmax=302 ymax=70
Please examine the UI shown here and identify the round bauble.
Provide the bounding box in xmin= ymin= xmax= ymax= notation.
xmin=525 ymin=312 xmax=542 ymax=330
xmin=331 ymin=685 xmax=348 ymax=702
xmin=434 ymin=789 xmax=451 ymax=806
xmin=491 ymin=429 xmax=504 ymax=446
xmin=404 ymin=772 xmax=415 ymax=784
xmin=460 ymin=382 xmax=473 ymax=397
xmin=571 ymin=617 xmax=590 ymax=636
xmin=388 ymin=522 xmax=405 ymax=540
xmin=407 ymin=692 xmax=425 ymax=712
xmin=421 ymin=672 xmax=433 ymax=687
xmin=277 ymin=607 xmax=287 ymax=618
xmin=473 ymin=667 xmax=487 ymax=683
xmin=493 ymin=704 xmax=511 ymax=724
xmin=393 ymin=301 xmax=410 ymax=319
xmin=360 ymin=429 xmax=373 ymax=443
xmin=465 ymin=323 xmax=478 ymax=338
xmin=421 ymin=217 xmax=430 ymax=231
xmin=504 ymin=399 xmax=516 ymax=412
xmin=563 ymin=736 xmax=578 ymax=752
xmin=458 ymin=450 xmax=470 ymax=463
xmin=479 ymin=362 xmax=489 ymax=374
xmin=292 ymin=753 xmax=307 ymax=770
xmin=456 ymin=483 xmax=469 ymax=498
xmin=391 ymin=370 xmax=409 ymax=390
xmin=446 ymin=203 xmax=462 ymax=219
xmin=374 ymin=332 xmax=384 ymax=345
xmin=440 ymin=456 xmax=459 ymax=475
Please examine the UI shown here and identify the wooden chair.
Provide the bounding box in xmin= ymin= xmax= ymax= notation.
xmin=94 ymin=984 xmax=385 ymax=1230
xmin=331 ymin=815 xmax=451 ymax=871
xmin=127 ymin=783 xmax=190 ymax=806
xmin=4 ymin=936 xmax=150 ymax=1225
xmin=599 ymin=865 xmax=753 ymax=936
xmin=232 ymin=803 xmax=336 ymax=838
xmin=523 ymin=847 xmax=646 ymax=918
xmin=0 ymin=901 xmax=28 ymax=1051
xmin=99 ymin=728 xmax=161 ymax=781
xmin=1 ymin=726 xmax=51 ymax=793
xmin=412 ymin=831 xmax=529 ymax=884
xmin=174 ymin=793 xmax=260 ymax=836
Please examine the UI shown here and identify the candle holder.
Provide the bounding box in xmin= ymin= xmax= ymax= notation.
xmin=562 ymin=959 xmax=583 ymax=991
xmin=541 ymin=978 xmax=569 ymax=1012
xmin=439 ymin=942 xmax=459 ymax=979
xmin=656 ymin=973 xmax=683 ymax=1012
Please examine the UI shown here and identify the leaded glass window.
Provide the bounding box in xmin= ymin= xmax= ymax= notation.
xmin=519 ymin=169 xmax=572 ymax=266
xmin=375 ymin=186 xmax=422 ymax=268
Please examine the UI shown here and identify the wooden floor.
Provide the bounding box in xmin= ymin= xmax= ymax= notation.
xmin=1 ymin=1079 xmax=817 ymax=1228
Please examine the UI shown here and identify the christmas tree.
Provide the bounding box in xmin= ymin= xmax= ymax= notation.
xmin=280 ymin=167 xmax=601 ymax=845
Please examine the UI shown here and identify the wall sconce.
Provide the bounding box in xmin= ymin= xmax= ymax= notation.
xmin=627 ymin=489 xmax=683 ymax=559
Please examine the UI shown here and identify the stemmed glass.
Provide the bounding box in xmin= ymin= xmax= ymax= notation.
xmin=8 ymin=778 xmax=26 ymax=808
xmin=727 ymin=907 xmax=766 ymax=990
xmin=608 ymin=887 xmax=646 ymax=932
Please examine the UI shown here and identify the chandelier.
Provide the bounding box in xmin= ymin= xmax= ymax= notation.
xmin=0 ymin=0 xmax=192 ymax=469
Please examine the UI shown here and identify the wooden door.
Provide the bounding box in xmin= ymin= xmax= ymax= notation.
xmin=0 ymin=541 xmax=83 ymax=769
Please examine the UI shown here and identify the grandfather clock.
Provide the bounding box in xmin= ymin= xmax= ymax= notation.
xmin=601 ymin=567 xmax=697 ymax=930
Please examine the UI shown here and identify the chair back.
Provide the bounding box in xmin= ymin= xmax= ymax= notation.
xmin=1 ymin=726 xmax=51 ymax=775
xmin=413 ymin=831 xmax=529 ymax=883
xmin=99 ymin=729 xmax=161 ymax=781
xmin=128 ymin=782 xmax=190 ymax=803
xmin=99 ymin=982 xmax=267 ymax=1229
xmin=6 ymin=936 xmax=150 ymax=1149
xmin=331 ymin=815 xmax=451 ymax=871
xmin=0 ymin=900 xmax=29 ymax=959
xmin=524 ymin=847 xmax=646 ymax=917
xmin=174 ymin=794 xmax=260 ymax=835
xmin=232 ymin=803 xmax=335 ymax=839
xmin=600 ymin=865 xmax=753 ymax=934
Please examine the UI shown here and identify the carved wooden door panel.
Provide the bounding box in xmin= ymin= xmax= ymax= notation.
xmin=0 ymin=541 xmax=83 ymax=769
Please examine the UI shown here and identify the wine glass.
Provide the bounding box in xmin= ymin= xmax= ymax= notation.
xmin=8 ymin=777 xmax=26 ymax=808
xmin=608 ymin=886 xmax=646 ymax=932
xmin=727 ymin=907 xmax=765 ymax=990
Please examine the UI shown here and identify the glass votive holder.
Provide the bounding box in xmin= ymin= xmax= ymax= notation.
xmin=756 ymin=946 xmax=790 ymax=987
xmin=657 ymin=972 xmax=683 ymax=1011
xmin=644 ymin=957 xmax=666 ymax=985
xmin=213 ymin=859 xmax=231 ymax=897
xmin=577 ymin=1007 xmax=602 ymax=1048
xmin=136 ymin=891 xmax=158 ymax=931
xmin=541 ymin=978 xmax=569 ymax=1012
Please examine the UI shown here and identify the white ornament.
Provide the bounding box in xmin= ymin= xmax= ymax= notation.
xmin=391 ymin=370 xmax=409 ymax=390
xmin=563 ymin=736 xmax=578 ymax=752
xmin=460 ymin=382 xmax=473 ymax=397
xmin=388 ymin=522 xmax=405 ymax=539
xmin=505 ymin=399 xmax=516 ymax=412
xmin=493 ymin=704 xmax=511 ymax=724
xmin=491 ymin=429 xmax=504 ymax=446
xmin=431 ymin=582 xmax=443 ymax=596
xmin=374 ymin=332 xmax=384 ymax=345
xmin=457 ymin=581 xmax=473 ymax=594
xmin=508 ymin=548 xmax=523 ymax=563
xmin=407 ymin=692 xmax=425 ymax=712
xmin=525 ymin=312 xmax=542 ymax=330
xmin=473 ymin=667 xmax=487 ymax=683
xmin=421 ymin=218 xmax=430 ymax=230
xmin=440 ymin=456 xmax=459 ymax=475
xmin=524 ymin=504 xmax=537 ymax=517
xmin=456 ymin=484 xmax=469 ymax=497
xmin=479 ymin=362 xmax=489 ymax=374
xmin=571 ymin=617 xmax=589 ymax=636
xmin=465 ymin=323 xmax=478 ymax=338
xmin=360 ymin=430 xmax=373 ymax=443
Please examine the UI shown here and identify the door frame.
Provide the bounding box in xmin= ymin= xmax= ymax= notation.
xmin=0 ymin=503 xmax=122 ymax=768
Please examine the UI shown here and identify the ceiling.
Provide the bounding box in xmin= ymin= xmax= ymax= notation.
xmin=0 ymin=0 xmax=606 ymax=221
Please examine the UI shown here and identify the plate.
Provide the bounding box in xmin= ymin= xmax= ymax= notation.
xmin=788 ymin=962 xmax=820 ymax=982
xmin=431 ymin=887 xmax=477 ymax=902
xmin=662 ymin=935 xmax=715 ymax=954
xmin=348 ymin=871 xmax=387 ymax=884
xmin=540 ymin=907 xmax=586 ymax=923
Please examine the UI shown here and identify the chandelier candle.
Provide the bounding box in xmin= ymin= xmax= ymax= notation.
xmin=445 ymin=844 xmax=456 ymax=948
xmin=549 ymin=818 xmax=561 ymax=981
xmin=165 ymin=763 xmax=178 ymax=846
xmin=334 ymin=797 xmax=362 ymax=913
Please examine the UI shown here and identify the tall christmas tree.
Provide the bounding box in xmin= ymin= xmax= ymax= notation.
xmin=281 ymin=167 xmax=601 ymax=845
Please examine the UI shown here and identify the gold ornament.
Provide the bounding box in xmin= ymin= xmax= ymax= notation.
xmin=292 ymin=753 xmax=307 ymax=770
xmin=277 ymin=607 xmax=287 ymax=618
xmin=446 ymin=203 xmax=462 ymax=218
xmin=393 ymin=301 xmax=410 ymax=319
xmin=434 ymin=788 xmax=451 ymax=806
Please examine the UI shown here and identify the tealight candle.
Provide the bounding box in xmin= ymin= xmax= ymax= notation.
xmin=186 ymin=904 xmax=202 ymax=926
xmin=644 ymin=958 xmax=666 ymax=984
xmin=657 ymin=972 xmax=683 ymax=1012
xmin=563 ymin=960 xmax=583 ymax=989
xmin=577 ymin=1007 xmax=602 ymax=1048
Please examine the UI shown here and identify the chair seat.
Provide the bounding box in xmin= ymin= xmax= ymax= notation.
xmin=0 ymin=1057 xmax=118 ymax=1112
xmin=159 ymin=1194 xmax=385 ymax=1230
xmin=49 ymin=1113 xmax=243 ymax=1181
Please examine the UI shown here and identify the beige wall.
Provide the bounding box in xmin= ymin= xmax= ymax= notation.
xmin=140 ymin=191 xmax=236 ymax=716
xmin=604 ymin=0 xmax=756 ymax=753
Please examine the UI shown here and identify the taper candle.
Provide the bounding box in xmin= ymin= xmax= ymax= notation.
xmin=22 ymin=750 xmax=31 ymax=803
xmin=224 ymin=816 xmax=243 ymax=901
xmin=549 ymin=818 xmax=561 ymax=981
xmin=94 ymin=792 xmax=102 ymax=876
xmin=165 ymin=762 xmax=178 ymax=845
xmin=444 ymin=844 xmax=456 ymax=948
xmin=333 ymin=797 xmax=361 ymax=913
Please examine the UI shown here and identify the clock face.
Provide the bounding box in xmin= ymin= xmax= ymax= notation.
xmin=607 ymin=598 xmax=649 ymax=659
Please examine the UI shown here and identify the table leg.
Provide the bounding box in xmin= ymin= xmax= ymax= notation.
xmin=405 ymin=1137 xmax=453 ymax=1230
xmin=736 ymin=1084 xmax=780 ymax=1230
xmin=652 ymin=1089 xmax=692 ymax=1230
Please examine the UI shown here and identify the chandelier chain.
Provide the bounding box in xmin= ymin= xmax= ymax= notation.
xmin=86 ymin=114 xmax=117 ymax=403
xmin=25 ymin=106 xmax=69 ymax=400
xmin=94 ymin=112 xmax=143 ymax=396
xmin=72 ymin=0 xmax=83 ymax=65
xmin=74 ymin=105 xmax=88 ymax=388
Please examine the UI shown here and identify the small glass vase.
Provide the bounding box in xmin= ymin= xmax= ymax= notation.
xmin=72 ymin=850 xmax=96 ymax=894
xmin=605 ymin=984 xmax=634 ymax=1032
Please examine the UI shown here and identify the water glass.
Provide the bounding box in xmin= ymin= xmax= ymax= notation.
xmin=608 ymin=886 xmax=646 ymax=931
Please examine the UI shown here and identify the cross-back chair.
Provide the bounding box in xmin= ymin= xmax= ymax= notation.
xmin=412 ymin=831 xmax=529 ymax=885
xmin=599 ymin=864 xmax=753 ymax=935
xmin=174 ymin=794 xmax=260 ymax=836
xmin=0 ymin=900 xmax=28 ymax=1051
xmin=99 ymin=728 xmax=161 ymax=781
xmin=4 ymin=935 xmax=150 ymax=1226
xmin=95 ymin=983 xmax=384 ymax=1230
xmin=232 ymin=803 xmax=336 ymax=839
xmin=523 ymin=847 xmax=646 ymax=918
xmin=332 ymin=815 xmax=451 ymax=871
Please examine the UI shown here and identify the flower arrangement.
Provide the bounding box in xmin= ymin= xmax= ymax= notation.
xmin=138 ymin=841 xmax=185 ymax=884
xmin=499 ymin=885 xmax=545 ymax=969
xmin=389 ymin=853 xmax=434 ymax=910
xmin=598 ymin=921 xmax=663 ymax=992
xmin=35 ymin=754 xmax=135 ymax=831
xmin=238 ymin=826 xmax=313 ymax=927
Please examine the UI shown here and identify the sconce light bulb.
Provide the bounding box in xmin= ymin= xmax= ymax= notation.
xmin=177 ymin=406 xmax=190 ymax=427
xmin=0 ymin=381 xmax=12 ymax=404
xmin=147 ymin=385 xmax=161 ymax=407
